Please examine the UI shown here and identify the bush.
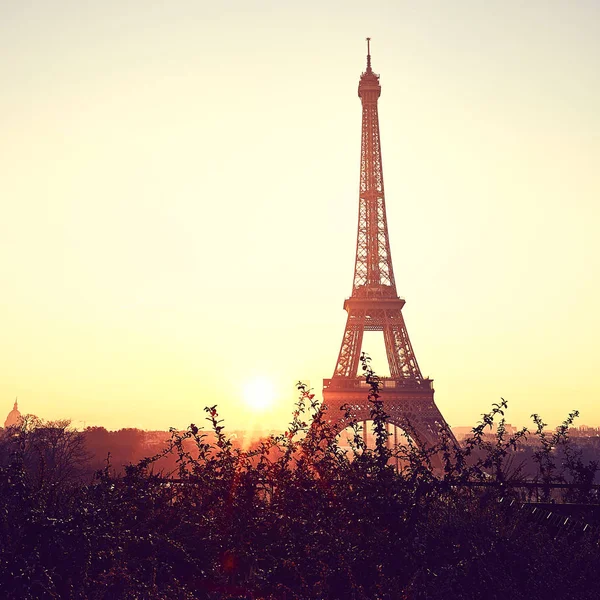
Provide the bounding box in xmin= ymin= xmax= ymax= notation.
xmin=1 ymin=357 xmax=599 ymax=599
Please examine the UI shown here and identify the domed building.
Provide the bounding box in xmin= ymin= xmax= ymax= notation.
xmin=4 ymin=399 xmax=22 ymax=428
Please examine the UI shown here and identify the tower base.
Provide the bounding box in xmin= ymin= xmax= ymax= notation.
xmin=322 ymin=377 xmax=455 ymax=449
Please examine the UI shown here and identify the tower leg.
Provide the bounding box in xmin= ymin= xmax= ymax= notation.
xmin=334 ymin=312 xmax=365 ymax=379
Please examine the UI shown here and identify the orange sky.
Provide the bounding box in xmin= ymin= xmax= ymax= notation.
xmin=1 ymin=1 xmax=599 ymax=432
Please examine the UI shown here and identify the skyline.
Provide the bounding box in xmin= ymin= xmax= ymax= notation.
xmin=1 ymin=1 xmax=599 ymax=432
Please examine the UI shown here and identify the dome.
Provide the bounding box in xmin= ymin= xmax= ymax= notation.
xmin=4 ymin=399 xmax=22 ymax=428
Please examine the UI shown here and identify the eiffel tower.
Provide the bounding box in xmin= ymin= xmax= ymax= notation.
xmin=322 ymin=40 xmax=454 ymax=449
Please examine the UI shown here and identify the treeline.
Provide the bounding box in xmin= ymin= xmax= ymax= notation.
xmin=1 ymin=361 xmax=600 ymax=598
xmin=0 ymin=421 xmax=260 ymax=484
xmin=84 ymin=425 xmax=184 ymax=478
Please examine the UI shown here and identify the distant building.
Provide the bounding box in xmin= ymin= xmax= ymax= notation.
xmin=569 ymin=425 xmax=600 ymax=438
xmin=4 ymin=399 xmax=22 ymax=428
xmin=451 ymin=426 xmax=473 ymax=442
xmin=452 ymin=423 xmax=518 ymax=442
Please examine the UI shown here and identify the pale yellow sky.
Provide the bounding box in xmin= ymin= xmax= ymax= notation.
xmin=1 ymin=1 xmax=599 ymax=432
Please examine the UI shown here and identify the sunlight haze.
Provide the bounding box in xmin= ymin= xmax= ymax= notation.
xmin=1 ymin=1 xmax=599 ymax=432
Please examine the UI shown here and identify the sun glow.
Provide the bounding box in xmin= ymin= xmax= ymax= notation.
xmin=242 ymin=376 xmax=276 ymax=411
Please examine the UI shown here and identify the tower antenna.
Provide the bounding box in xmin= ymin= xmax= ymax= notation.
xmin=366 ymin=37 xmax=371 ymax=71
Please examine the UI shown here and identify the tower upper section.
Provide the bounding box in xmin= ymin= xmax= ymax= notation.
xmin=358 ymin=39 xmax=381 ymax=102
xmin=352 ymin=39 xmax=397 ymax=299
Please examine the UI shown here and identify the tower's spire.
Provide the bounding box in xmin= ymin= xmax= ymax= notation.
xmin=355 ymin=38 xmax=391 ymax=295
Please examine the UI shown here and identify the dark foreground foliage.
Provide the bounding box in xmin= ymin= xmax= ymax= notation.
xmin=1 ymin=357 xmax=600 ymax=599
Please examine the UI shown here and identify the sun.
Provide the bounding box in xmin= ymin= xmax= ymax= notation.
xmin=242 ymin=376 xmax=276 ymax=411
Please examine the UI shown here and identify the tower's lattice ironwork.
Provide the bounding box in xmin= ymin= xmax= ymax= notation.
xmin=322 ymin=40 xmax=454 ymax=449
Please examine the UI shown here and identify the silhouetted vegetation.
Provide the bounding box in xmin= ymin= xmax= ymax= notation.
xmin=1 ymin=356 xmax=600 ymax=598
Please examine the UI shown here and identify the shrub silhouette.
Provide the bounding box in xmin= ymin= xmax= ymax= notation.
xmin=1 ymin=356 xmax=599 ymax=599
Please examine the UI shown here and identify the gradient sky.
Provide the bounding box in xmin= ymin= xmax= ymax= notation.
xmin=1 ymin=1 xmax=599 ymax=433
